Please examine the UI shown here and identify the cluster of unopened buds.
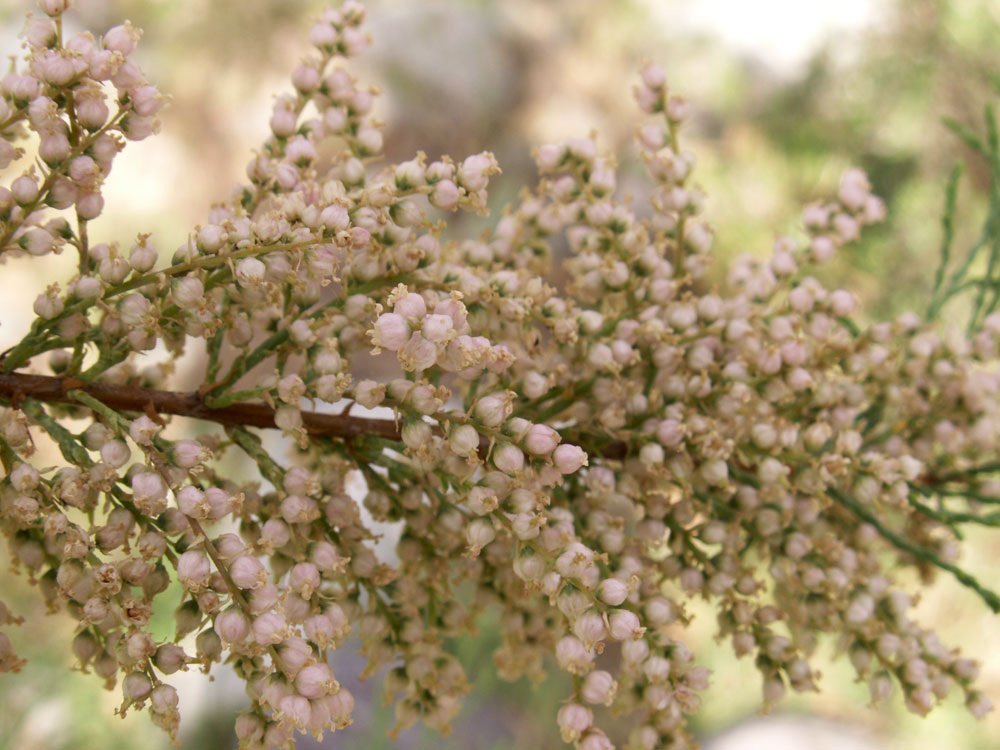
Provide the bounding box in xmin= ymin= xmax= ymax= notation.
xmin=0 ymin=1 xmax=998 ymax=748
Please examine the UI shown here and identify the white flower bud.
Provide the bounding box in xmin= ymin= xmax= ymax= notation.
xmin=174 ymin=277 xmax=204 ymax=308
xmin=493 ymin=442 xmax=524 ymax=474
xmin=597 ymin=578 xmax=628 ymax=606
xmin=100 ymin=439 xmax=130 ymax=468
xmin=512 ymin=553 xmax=545 ymax=582
xmin=465 ymin=518 xmax=496 ymax=554
xmin=699 ymin=458 xmax=728 ymax=486
xmin=449 ymin=424 xmax=480 ymax=456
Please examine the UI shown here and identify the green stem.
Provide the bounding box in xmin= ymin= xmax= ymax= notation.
xmin=827 ymin=487 xmax=1000 ymax=613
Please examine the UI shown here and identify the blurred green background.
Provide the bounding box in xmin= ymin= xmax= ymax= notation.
xmin=2 ymin=0 xmax=1000 ymax=748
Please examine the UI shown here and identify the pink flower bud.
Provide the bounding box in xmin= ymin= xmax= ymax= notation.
xmin=699 ymin=458 xmax=728 ymax=486
xmin=39 ymin=0 xmax=70 ymax=17
xmin=122 ymin=671 xmax=152 ymax=702
xmin=641 ymin=61 xmax=666 ymax=89
xmin=512 ymin=553 xmax=546 ymax=582
xmin=230 ymin=555 xmax=268 ymax=590
xmin=420 ymin=313 xmax=453 ymax=343
xmin=555 ymin=635 xmax=594 ymax=674
xmin=176 ymin=486 xmax=209 ymax=519
xmin=173 ymin=439 xmax=210 ymax=469
xmin=278 ymin=694 xmax=311 ymax=729
xmin=644 ymin=596 xmax=676 ymax=626
xmin=253 ymin=611 xmax=288 ymax=645
xmin=281 ymin=494 xmax=318 ymax=523
xmin=838 ymin=168 xmax=870 ymax=211
xmin=398 ymin=332 xmax=437 ymax=372
xmin=557 ymin=703 xmax=593 ymax=743
xmin=430 ymin=179 xmax=460 ymax=211
xmin=35 ymin=50 xmax=80 ymax=86
xmin=370 ymin=313 xmax=409 ymax=351
xmin=121 ymin=114 xmax=157 ymax=141
xmin=286 ymin=136 xmax=318 ymax=165
xmin=270 ymin=101 xmax=298 ymax=138
xmin=830 ymin=288 xmax=856 ymax=316
xmin=535 ymin=143 xmax=565 ymax=172
xmin=33 ymin=291 xmax=64 ymax=319
xmin=215 ymin=608 xmax=251 ymax=645
xmin=131 ymin=472 xmax=167 ymax=516
xmin=174 ymin=277 xmax=204 ymax=308
xmin=128 ymin=239 xmax=157 ymax=272
xmin=176 ymin=550 xmax=211 ymax=590
xmin=295 ymin=663 xmax=337 ymax=699
xmin=235 ymin=257 xmax=265 ymax=286
xmin=154 ymin=643 xmax=187 ymax=674
xmin=581 ymin=670 xmax=617 ymax=706
xmin=103 ymin=22 xmax=141 ymax=55
xmin=150 ymin=684 xmax=178 ymax=714
xmin=77 ymin=93 xmax=109 ymax=130
xmin=309 ymin=22 xmax=338 ymax=49
xmin=474 ymin=392 xmax=512 ymax=428
xmin=20 ymin=228 xmax=56 ymax=256
xmin=573 ymin=610 xmax=607 ymax=650
xmin=447 ymin=424 xmax=479 ymax=456
xmin=291 ymin=63 xmax=320 ymax=92
xmin=524 ymin=424 xmax=560 ymax=456
xmin=289 ymin=562 xmax=320 ymax=598
xmin=580 ymin=729 xmax=614 ymax=750
xmin=9 ymin=75 xmax=41 ymax=103
xmin=553 ymin=444 xmax=588 ymax=474
xmin=597 ymin=578 xmax=628 ymax=606
xmin=10 ymin=463 xmax=39 ymax=492
xmin=100 ymin=439 xmax=130 ymax=468
xmin=11 ymin=175 xmax=39 ymax=205
xmin=457 ymin=152 xmax=498 ymax=192
xmin=128 ymin=415 xmax=159 ymax=445
xmin=192 ymin=224 xmax=225 ymax=255
xmin=320 ymin=687 xmax=354 ymax=730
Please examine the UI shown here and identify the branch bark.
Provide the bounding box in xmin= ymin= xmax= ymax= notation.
xmin=0 ymin=371 xmax=628 ymax=459
xmin=0 ymin=372 xmax=400 ymax=442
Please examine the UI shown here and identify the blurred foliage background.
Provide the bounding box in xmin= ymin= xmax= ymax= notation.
xmin=2 ymin=0 xmax=1000 ymax=748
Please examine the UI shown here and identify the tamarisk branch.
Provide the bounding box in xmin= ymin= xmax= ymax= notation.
xmin=0 ymin=371 xmax=628 ymax=459
xmin=0 ymin=372 xmax=400 ymax=443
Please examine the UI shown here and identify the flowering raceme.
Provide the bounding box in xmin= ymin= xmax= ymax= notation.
xmin=1 ymin=1 xmax=999 ymax=748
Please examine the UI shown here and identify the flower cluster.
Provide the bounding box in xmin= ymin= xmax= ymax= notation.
xmin=1 ymin=1 xmax=998 ymax=749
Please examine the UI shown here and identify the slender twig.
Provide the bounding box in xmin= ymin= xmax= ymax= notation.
xmin=827 ymin=487 xmax=1000 ymax=613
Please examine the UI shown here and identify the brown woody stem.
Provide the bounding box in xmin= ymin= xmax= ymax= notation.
xmin=0 ymin=372 xmax=401 ymax=442
xmin=0 ymin=371 xmax=629 ymax=459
